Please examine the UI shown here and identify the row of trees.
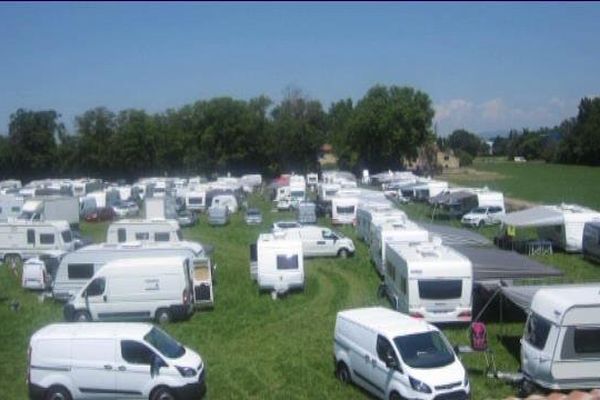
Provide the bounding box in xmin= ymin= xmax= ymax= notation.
xmin=0 ymin=85 xmax=436 ymax=182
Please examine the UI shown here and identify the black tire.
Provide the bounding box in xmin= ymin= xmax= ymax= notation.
xmin=336 ymin=362 xmax=351 ymax=384
xmin=389 ymin=391 xmax=404 ymax=400
xmin=73 ymin=310 xmax=91 ymax=322
xmin=338 ymin=249 xmax=349 ymax=259
xmin=44 ymin=385 xmax=72 ymax=400
xmin=477 ymin=219 xmax=484 ymax=228
xmin=518 ymin=379 xmax=535 ymax=398
xmin=155 ymin=308 xmax=171 ymax=324
xmin=150 ymin=386 xmax=176 ymax=400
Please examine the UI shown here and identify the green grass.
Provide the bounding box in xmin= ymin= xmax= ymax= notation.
xmin=443 ymin=158 xmax=600 ymax=209
xmin=1 ymin=192 xmax=599 ymax=399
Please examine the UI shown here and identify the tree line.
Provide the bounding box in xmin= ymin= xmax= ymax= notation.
xmin=0 ymin=85 xmax=435 ymax=182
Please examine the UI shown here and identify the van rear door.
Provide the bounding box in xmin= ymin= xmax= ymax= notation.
xmin=192 ymin=258 xmax=213 ymax=308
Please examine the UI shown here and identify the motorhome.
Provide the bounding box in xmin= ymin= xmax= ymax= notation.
xmin=106 ymin=219 xmax=182 ymax=244
xmin=0 ymin=194 xmax=24 ymax=221
xmin=144 ymin=196 xmax=178 ymax=219
xmin=28 ymin=323 xmax=206 ymax=400
xmin=520 ymin=286 xmax=600 ymax=391
xmin=333 ymin=307 xmax=469 ymax=400
xmin=0 ymin=220 xmax=74 ymax=266
xmin=64 ymin=256 xmax=194 ymax=323
xmin=52 ymin=240 xmax=208 ymax=302
xmin=369 ymin=220 xmax=429 ymax=275
xmin=381 ymin=241 xmax=473 ymax=323
xmin=250 ymin=232 xmax=304 ymax=297
xmin=19 ymin=196 xmax=80 ymax=227
xmin=582 ymin=221 xmax=600 ymax=263
xmin=283 ymin=225 xmax=355 ymax=258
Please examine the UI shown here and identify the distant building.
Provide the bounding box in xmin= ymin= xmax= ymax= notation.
xmin=405 ymin=144 xmax=459 ymax=174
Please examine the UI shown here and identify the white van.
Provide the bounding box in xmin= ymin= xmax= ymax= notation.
xmin=52 ymin=240 xmax=206 ymax=302
xmin=64 ymin=256 xmax=195 ymax=323
xmin=28 ymin=322 xmax=206 ymax=400
xmin=520 ymin=286 xmax=600 ymax=392
xmin=334 ymin=307 xmax=469 ymax=400
xmin=381 ymin=241 xmax=473 ymax=323
xmin=107 ymin=219 xmax=182 ymax=244
xmin=369 ymin=220 xmax=429 ymax=276
xmin=0 ymin=220 xmax=74 ymax=266
xmin=250 ymin=232 xmax=304 ymax=296
xmin=283 ymin=225 xmax=355 ymax=258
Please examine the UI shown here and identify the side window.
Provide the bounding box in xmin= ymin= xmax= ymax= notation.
xmin=117 ymin=228 xmax=126 ymax=243
xmin=27 ymin=229 xmax=36 ymax=244
xmin=249 ymin=244 xmax=257 ymax=262
xmin=376 ymin=335 xmax=400 ymax=369
xmin=68 ymin=263 xmax=95 ymax=279
xmin=121 ymin=340 xmax=156 ymax=365
xmin=40 ymin=233 xmax=55 ymax=244
xmin=386 ymin=261 xmax=396 ymax=282
xmin=154 ymin=232 xmax=170 ymax=242
xmin=276 ymin=254 xmax=298 ymax=270
xmin=524 ymin=313 xmax=552 ymax=350
xmin=135 ymin=232 xmax=150 ymax=240
xmin=574 ymin=327 xmax=600 ymax=354
xmin=401 ymin=276 xmax=407 ymax=295
xmin=85 ymin=277 xmax=106 ymax=297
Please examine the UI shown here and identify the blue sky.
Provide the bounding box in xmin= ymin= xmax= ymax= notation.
xmin=1 ymin=2 xmax=599 ymax=136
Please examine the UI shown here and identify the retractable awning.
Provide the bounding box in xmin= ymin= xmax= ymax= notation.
xmin=500 ymin=283 xmax=600 ymax=312
xmin=498 ymin=206 xmax=564 ymax=227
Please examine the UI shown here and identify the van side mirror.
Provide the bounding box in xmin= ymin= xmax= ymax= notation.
xmin=385 ymin=355 xmax=399 ymax=371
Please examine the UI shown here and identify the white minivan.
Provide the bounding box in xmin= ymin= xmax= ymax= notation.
xmin=28 ymin=322 xmax=206 ymax=400
xmin=334 ymin=307 xmax=470 ymax=400
xmin=64 ymin=256 xmax=194 ymax=323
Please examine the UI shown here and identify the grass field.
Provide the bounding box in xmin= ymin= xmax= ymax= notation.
xmin=1 ymin=189 xmax=599 ymax=399
xmin=440 ymin=158 xmax=600 ymax=210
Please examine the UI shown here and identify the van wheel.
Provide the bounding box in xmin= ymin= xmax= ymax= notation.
xmin=477 ymin=220 xmax=484 ymax=228
xmin=44 ymin=385 xmax=72 ymax=400
xmin=336 ymin=362 xmax=351 ymax=384
xmin=389 ymin=391 xmax=405 ymax=400
xmin=74 ymin=310 xmax=91 ymax=322
xmin=338 ymin=249 xmax=349 ymax=259
xmin=4 ymin=254 xmax=22 ymax=269
xmin=155 ymin=308 xmax=171 ymax=324
xmin=150 ymin=386 xmax=175 ymax=400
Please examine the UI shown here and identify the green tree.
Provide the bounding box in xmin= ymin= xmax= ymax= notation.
xmin=447 ymin=129 xmax=487 ymax=157
xmin=558 ymin=97 xmax=600 ymax=165
xmin=75 ymin=107 xmax=117 ymax=177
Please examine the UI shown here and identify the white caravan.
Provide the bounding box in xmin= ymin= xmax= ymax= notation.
xmin=250 ymin=232 xmax=304 ymax=296
xmin=318 ymin=183 xmax=341 ymax=203
xmin=521 ymin=285 xmax=600 ymax=391
xmin=306 ymin=173 xmax=318 ymax=187
xmin=0 ymin=220 xmax=74 ymax=266
xmin=289 ymin=175 xmax=306 ymax=208
xmin=499 ymin=203 xmax=600 ymax=252
xmin=0 ymin=194 xmax=24 ymax=221
xmin=107 ymin=219 xmax=182 ymax=244
xmin=21 ymin=251 xmax=66 ymax=291
xmin=185 ymin=188 xmax=207 ymax=212
xmin=334 ymin=307 xmax=469 ymax=400
xmin=210 ymin=194 xmax=238 ymax=213
xmin=331 ymin=189 xmax=361 ymax=225
xmin=71 ymin=178 xmax=102 ymax=197
xmin=283 ymin=225 xmax=355 ymax=258
xmin=144 ymin=196 xmax=178 ymax=219
xmin=370 ymin=220 xmax=429 ymax=275
xmin=51 ymin=240 xmax=207 ymax=301
xmin=86 ymin=189 xmax=120 ymax=209
xmin=382 ymin=241 xmax=473 ymax=323
xmin=65 ymin=256 xmax=194 ymax=323
xmin=355 ymin=202 xmax=400 ymax=242
xmin=28 ymin=323 xmax=206 ymax=400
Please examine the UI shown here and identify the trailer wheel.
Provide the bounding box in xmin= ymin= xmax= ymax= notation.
xmin=518 ymin=379 xmax=535 ymax=398
xmin=338 ymin=249 xmax=349 ymax=259
xmin=44 ymin=385 xmax=72 ymax=400
xmin=155 ymin=308 xmax=171 ymax=324
xmin=74 ymin=310 xmax=91 ymax=322
xmin=336 ymin=362 xmax=351 ymax=384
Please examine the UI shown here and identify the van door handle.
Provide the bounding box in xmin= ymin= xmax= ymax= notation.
xmin=104 ymin=365 xmax=112 ymax=370
xmin=317 ymin=241 xmax=325 ymax=245
xmin=118 ymin=366 xmax=126 ymax=371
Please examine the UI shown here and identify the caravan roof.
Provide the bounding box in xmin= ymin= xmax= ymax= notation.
xmin=531 ymin=286 xmax=600 ymax=324
xmin=499 ymin=203 xmax=600 ymax=227
xmin=338 ymin=307 xmax=436 ymax=338
xmin=388 ymin=241 xmax=471 ymax=277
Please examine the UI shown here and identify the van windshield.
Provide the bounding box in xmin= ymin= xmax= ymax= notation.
xmin=394 ymin=331 xmax=455 ymax=369
xmin=144 ymin=327 xmax=185 ymax=359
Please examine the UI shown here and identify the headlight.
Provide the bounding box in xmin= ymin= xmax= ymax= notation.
xmin=409 ymin=376 xmax=432 ymax=393
xmin=464 ymin=373 xmax=470 ymax=388
xmin=176 ymin=366 xmax=196 ymax=377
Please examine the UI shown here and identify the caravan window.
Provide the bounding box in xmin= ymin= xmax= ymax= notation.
xmin=574 ymin=327 xmax=600 ymax=354
xmin=11 ymin=206 xmax=20 ymax=213
xmin=386 ymin=261 xmax=396 ymax=281
xmin=188 ymin=197 xmax=203 ymax=205
xmin=418 ymin=280 xmax=462 ymax=300
xmin=68 ymin=263 xmax=95 ymax=279
xmin=276 ymin=254 xmax=298 ymax=270
xmin=524 ymin=313 xmax=552 ymax=350
xmin=337 ymin=206 xmax=355 ymax=214
xmin=27 ymin=229 xmax=35 ymax=244
xmin=61 ymin=230 xmax=72 ymax=243
xmin=117 ymin=228 xmax=126 ymax=243
xmin=40 ymin=233 xmax=55 ymax=244
xmin=135 ymin=232 xmax=150 ymax=240
xmin=154 ymin=232 xmax=170 ymax=242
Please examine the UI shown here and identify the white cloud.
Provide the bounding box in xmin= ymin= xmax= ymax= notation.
xmin=480 ymin=98 xmax=505 ymax=120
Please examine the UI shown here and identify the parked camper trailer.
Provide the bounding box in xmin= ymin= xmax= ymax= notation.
xmin=207 ymin=206 xmax=229 ymax=226
xmin=250 ymin=233 xmax=304 ymax=296
xmin=144 ymin=196 xmax=178 ymax=219
xmin=185 ymin=188 xmax=207 ymax=212
xmin=331 ymin=192 xmax=360 ymax=225
xmin=0 ymin=220 xmax=74 ymax=266
xmin=582 ymin=221 xmax=600 ymax=263
xmin=0 ymin=194 xmax=23 ymax=221
xmin=333 ymin=307 xmax=470 ymax=400
xmin=64 ymin=256 xmax=194 ymax=323
xmin=283 ymin=225 xmax=355 ymax=258
xmin=289 ymin=175 xmax=306 ymax=208
xmin=28 ymin=323 xmax=206 ymax=400
xmin=19 ymin=196 xmax=80 ymax=227
xmin=71 ymin=178 xmax=102 ymax=197
xmin=21 ymin=251 xmax=65 ymax=290
xmin=381 ymin=241 xmax=473 ymax=323
xmin=355 ymin=203 xmax=399 ymax=242
xmin=107 ymin=219 xmax=182 ymax=244
xmin=369 ymin=220 xmax=429 ymax=275
xmin=520 ymin=286 xmax=600 ymax=391
xmin=210 ymin=194 xmax=238 ymax=213
xmin=297 ymin=201 xmax=317 ymax=224
xmin=52 ymin=240 xmax=208 ymax=302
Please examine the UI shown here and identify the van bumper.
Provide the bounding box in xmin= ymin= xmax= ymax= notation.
xmin=28 ymin=383 xmax=46 ymax=400
xmin=173 ymin=369 xmax=207 ymax=399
